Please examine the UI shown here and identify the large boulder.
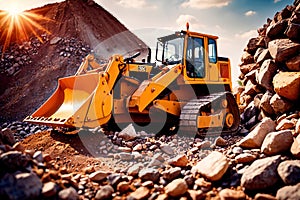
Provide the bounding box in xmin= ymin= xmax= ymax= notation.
xmin=276 ymin=183 xmax=300 ymax=200
xmin=277 ymin=160 xmax=300 ymax=185
xmin=261 ymin=130 xmax=294 ymax=156
xmin=241 ymin=155 xmax=281 ymax=191
xmin=270 ymin=94 xmax=293 ymax=114
xmin=285 ymin=23 xmax=300 ymax=41
xmin=260 ymin=91 xmax=275 ymax=115
xmin=237 ymin=117 xmax=276 ymax=148
xmin=286 ymin=54 xmax=300 ymax=71
xmin=256 ymin=59 xmax=278 ymax=91
xmin=191 ymin=151 xmax=229 ymax=181
xmin=268 ymin=39 xmax=300 ymax=62
xmin=273 ymin=72 xmax=300 ymax=101
xmin=291 ymin=134 xmax=300 ymax=159
xmin=266 ymin=19 xmax=288 ymax=39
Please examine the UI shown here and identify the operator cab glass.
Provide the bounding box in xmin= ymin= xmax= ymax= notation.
xmin=186 ymin=37 xmax=205 ymax=78
xmin=156 ymin=33 xmax=184 ymax=65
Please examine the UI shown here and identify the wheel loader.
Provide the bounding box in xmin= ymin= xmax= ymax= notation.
xmin=24 ymin=24 xmax=240 ymax=136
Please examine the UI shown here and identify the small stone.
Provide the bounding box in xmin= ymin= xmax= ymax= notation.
xmin=162 ymin=167 xmax=181 ymax=181
xmin=219 ymin=188 xmax=246 ymax=200
xmin=254 ymin=193 xmax=276 ymax=200
xmin=232 ymin=146 xmax=243 ymax=154
xmin=133 ymin=143 xmax=143 ymax=151
xmin=276 ymin=119 xmax=295 ymax=131
xmin=128 ymin=186 xmax=150 ymax=200
xmin=42 ymin=182 xmax=57 ymax=197
xmin=58 ymin=187 xmax=78 ymax=200
xmin=168 ymin=154 xmax=189 ymax=167
xmin=117 ymin=181 xmax=130 ymax=193
xmin=33 ymin=150 xmax=44 ymax=163
xmin=235 ymin=153 xmax=256 ymax=163
xmin=214 ymin=136 xmax=227 ymax=147
xmin=127 ymin=163 xmax=144 ymax=176
xmin=165 ymin=178 xmax=188 ymax=197
xmin=95 ymin=185 xmax=114 ymax=200
xmin=160 ymin=144 xmax=174 ymax=155
xmin=138 ymin=168 xmax=160 ymax=182
xmin=89 ymin=171 xmax=109 ymax=182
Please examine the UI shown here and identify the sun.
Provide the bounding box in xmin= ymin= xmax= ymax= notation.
xmin=0 ymin=5 xmax=54 ymax=57
xmin=5 ymin=5 xmax=24 ymax=17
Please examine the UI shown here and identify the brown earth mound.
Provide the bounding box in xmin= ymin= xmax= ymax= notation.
xmin=0 ymin=0 xmax=148 ymax=123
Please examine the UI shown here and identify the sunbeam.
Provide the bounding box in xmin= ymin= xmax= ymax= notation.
xmin=0 ymin=7 xmax=54 ymax=56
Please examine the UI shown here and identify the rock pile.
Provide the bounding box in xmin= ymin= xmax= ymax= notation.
xmin=238 ymin=0 xmax=300 ymax=132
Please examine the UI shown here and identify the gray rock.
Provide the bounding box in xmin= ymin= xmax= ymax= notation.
xmin=165 ymin=178 xmax=188 ymax=197
xmin=162 ymin=167 xmax=181 ymax=181
xmin=266 ymin=19 xmax=288 ymax=39
xmin=261 ymin=130 xmax=294 ymax=156
xmin=277 ymin=160 xmax=300 ymax=185
xmin=256 ymin=59 xmax=277 ymax=91
xmin=270 ymin=94 xmax=293 ymax=114
xmin=0 ymin=151 xmax=30 ymax=172
xmin=118 ymin=124 xmax=137 ymax=141
xmin=256 ymin=49 xmax=271 ymax=65
xmin=260 ymin=91 xmax=275 ymax=115
xmin=237 ymin=117 xmax=276 ymax=148
xmin=0 ymin=128 xmax=16 ymax=146
xmin=276 ymin=183 xmax=300 ymax=200
xmin=192 ymin=151 xmax=229 ymax=181
xmin=138 ymin=168 xmax=160 ymax=182
xmin=241 ymin=155 xmax=281 ymax=190
xmin=285 ymin=23 xmax=300 ymax=41
xmin=0 ymin=172 xmax=43 ymax=200
xmin=42 ymin=182 xmax=57 ymax=197
xmin=160 ymin=144 xmax=174 ymax=155
xmin=127 ymin=163 xmax=144 ymax=176
xmin=95 ymin=185 xmax=114 ymax=200
xmin=58 ymin=187 xmax=78 ymax=200
xmin=89 ymin=171 xmax=109 ymax=182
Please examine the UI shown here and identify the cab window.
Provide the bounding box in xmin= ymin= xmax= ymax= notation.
xmin=208 ymin=38 xmax=217 ymax=63
xmin=186 ymin=37 xmax=205 ymax=78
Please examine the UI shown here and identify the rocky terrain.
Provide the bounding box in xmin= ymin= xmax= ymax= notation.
xmin=1 ymin=0 xmax=300 ymax=200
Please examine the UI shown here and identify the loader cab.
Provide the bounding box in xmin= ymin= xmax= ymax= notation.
xmin=155 ymin=30 xmax=222 ymax=83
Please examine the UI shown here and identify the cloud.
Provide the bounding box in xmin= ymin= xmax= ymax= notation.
xmin=235 ymin=29 xmax=257 ymax=39
xmin=274 ymin=0 xmax=282 ymax=3
xmin=245 ymin=10 xmax=256 ymax=16
xmin=117 ymin=0 xmax=156 ymax=9
xmin=176 ymin=14 xmax=206 ymax=30
xmin=181 ymin=0 xmax=232 ymax=9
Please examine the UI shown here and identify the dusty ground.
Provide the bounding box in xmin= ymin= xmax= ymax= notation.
xmin=21 ymin=129 xmax=116 ymax=172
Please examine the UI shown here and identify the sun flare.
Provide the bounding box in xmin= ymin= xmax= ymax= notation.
xmin=0 ymin=6 xmax=54 ymax=56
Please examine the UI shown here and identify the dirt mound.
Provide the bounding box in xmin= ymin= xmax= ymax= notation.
xmin=0 ymin=0 xmax=148 ymax=123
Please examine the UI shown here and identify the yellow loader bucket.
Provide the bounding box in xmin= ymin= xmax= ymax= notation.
xmin=24 ymin=73 xmax=113 ymax=128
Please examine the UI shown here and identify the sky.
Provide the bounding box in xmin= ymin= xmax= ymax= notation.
xmin=0 ymin=0 xmax=295 ymax=84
